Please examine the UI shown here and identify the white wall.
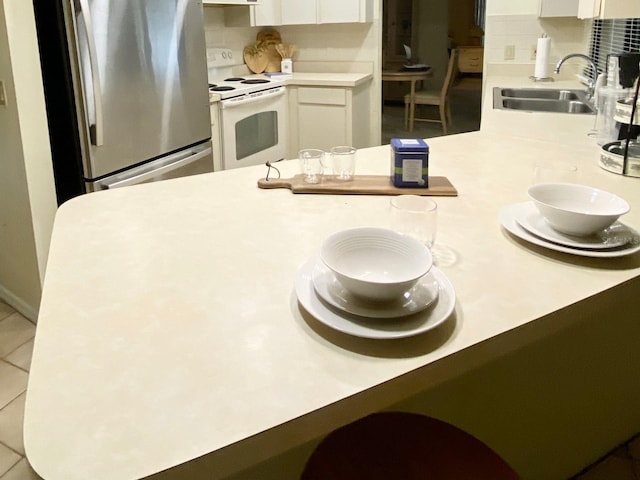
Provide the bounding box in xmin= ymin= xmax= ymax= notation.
xmin=0 ymin=0 xmax=57 ymax=321
xmin=486 ymin=0 xmax=538 ymax=16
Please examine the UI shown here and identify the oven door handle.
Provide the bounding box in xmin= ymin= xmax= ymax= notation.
xmin=221 ymin=87 xmax=286 ymax=109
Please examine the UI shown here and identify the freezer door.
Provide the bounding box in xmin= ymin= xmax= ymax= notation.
xmin=89 ymin=141 xmax=213 ymax=190
xmin=72 ymin=0 xmax=211 ymax=179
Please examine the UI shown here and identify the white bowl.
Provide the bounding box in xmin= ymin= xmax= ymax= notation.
xmin=319 ymin=227 xmax=433 ymax=302
xmin=528 ymin=183 xmax=630 ymax=237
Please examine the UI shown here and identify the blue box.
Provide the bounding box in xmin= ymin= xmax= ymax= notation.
xmin=390 ymin=138 xmax=429 ymax=188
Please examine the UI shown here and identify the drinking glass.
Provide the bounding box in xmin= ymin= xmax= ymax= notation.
xmin=390 ymin=195 xmax=437 ymax=249
xmin=330 ymin=146 xmax=356 ymax=180
xmin=299 ymin=149 xmax=326 ymax=184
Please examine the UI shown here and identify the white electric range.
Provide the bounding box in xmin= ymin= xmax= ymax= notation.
xmin=208 ymin=48 xmax=288 ymax=170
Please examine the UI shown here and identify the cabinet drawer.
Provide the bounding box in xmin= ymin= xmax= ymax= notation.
xmin=298 ymin=87 xmax=347 ymax=106
xmin=458 ymin=59 xmax=483 ymax=73
xmin=458 ymin=48 xmax=484 ymax=73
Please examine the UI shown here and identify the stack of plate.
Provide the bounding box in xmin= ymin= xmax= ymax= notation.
xmin=500 ymin=202 xmax=640 ymax=257
xmin=294 ymin=258 xmax=456 ymax=339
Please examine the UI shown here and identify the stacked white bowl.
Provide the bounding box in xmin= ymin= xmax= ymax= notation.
xmin=320 ymin=227 xmax=433 ymax=302
xmin=528 ymin=183 xmax=630 ymax=237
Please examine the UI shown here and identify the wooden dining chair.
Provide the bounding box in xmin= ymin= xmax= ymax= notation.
xmin=404 ymin=49 xmax=460 ymax=134
xmin=300 ymin=412 xmax=520 ymax=480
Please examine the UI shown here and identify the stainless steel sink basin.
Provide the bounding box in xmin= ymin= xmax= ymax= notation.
xmin=499 ymin=88 xmax=582 ymax=100
xmin=493 ymin=87 xmax=595 ymax=114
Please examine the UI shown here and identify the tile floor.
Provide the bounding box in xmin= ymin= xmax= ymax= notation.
xmin=0 ymin=300 xmax=42 ymax=479
xmin=0 ymin=80 xmax=637 ymax=478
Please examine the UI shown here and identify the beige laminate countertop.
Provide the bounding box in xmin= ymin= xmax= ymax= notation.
xmin=25 ymin=77 xmax=640 ymax=480
xmin=209 ymin=71 xmax=373 ymax=103
xmin=284 ymin=71 xmax=373 ymax=87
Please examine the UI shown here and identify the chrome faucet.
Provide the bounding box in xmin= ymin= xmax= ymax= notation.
xmin=554 ymin=53 xmax=600 ymax=99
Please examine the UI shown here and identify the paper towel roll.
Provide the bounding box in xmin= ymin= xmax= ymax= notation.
xmin=534 ymin=37 xmax=551 ymax=79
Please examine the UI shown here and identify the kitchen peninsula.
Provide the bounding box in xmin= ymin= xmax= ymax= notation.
xmin=24 ymin=77 xmax=640 ymax=480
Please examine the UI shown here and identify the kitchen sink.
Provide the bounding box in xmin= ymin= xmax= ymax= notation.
xmin=499 ymin=88 xmax=583 ymax=100
xmin=493 ymin=87 xmax=595 ymax=114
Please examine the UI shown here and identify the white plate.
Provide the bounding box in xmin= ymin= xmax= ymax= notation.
xmin=311 ymin=259 xmax=439 ymax=319
xmin=500 ymin=202 xmax=640 ymax=258
xmin=295 ymin=258 xmax=455 ymax=339
xmin=515 ymin=202 xmax=631 ymax=250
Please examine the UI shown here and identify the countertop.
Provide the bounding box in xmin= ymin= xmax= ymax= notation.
xmin=25 ymin=76 xmax=640 ymax=480
xmin=209 ymin=71 xmax=373 ymax=103
xmin=285 ymin=71 xmax=372 ymax=87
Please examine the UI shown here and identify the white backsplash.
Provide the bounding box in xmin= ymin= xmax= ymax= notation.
xmin=485 ymin=14 xmax=589 ymax=74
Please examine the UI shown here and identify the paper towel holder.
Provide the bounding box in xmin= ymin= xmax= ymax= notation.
xmin=530 ymin=33 xmax=554 ymax=82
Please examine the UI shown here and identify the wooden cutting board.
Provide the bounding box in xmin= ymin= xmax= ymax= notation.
xmin=243 ymin=47 xmax=268 ymax=73
xmin=257 ymin=175 xmax=458 ymax=196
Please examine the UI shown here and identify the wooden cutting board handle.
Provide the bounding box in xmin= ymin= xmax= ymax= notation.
xmin=257 ymin=175 xmax=458 ymax=196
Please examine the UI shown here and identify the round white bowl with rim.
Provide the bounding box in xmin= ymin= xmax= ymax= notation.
xmin=528 ymin=183 xmax=630 ymax=237
xmin=319 ymin=227 xmax=433 ymax=302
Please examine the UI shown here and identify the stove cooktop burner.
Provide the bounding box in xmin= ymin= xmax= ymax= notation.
xmin=242 ymin=79 xmax=270 ymax=84
xmin=224 ymin=77 xmax=246 ymax=82
xmin=210 ymin=85 xmax=235 ymax=92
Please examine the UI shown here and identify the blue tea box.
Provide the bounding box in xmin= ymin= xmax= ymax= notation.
xmin=390 ymin=138 xmax=429 ymax=188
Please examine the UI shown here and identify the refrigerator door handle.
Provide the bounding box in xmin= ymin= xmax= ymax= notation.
xmin=104 ymin=147 xmax=213 ymax=189
xmin=76 ymin=0 xmax=104 ymax=146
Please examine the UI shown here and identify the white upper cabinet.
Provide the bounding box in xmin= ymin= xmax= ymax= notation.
xmin=539 ymin=0 xmax=579 ymax=17
xmin=578 ymin=0 xmax=640 ymax=18
xmin=252 ymin=0 xmax=281 ymax=25
xmin=318 ymin=0 xmax=373 ymax=23
xmin=203 ymin=0 xmax=261 ymax=5
xmin=228 ymin=0 xmax=372 ymax=27
xmin=280 ymin=0 xmax=317 ymax=25
xmin=244 ymin=0 xmax=373 ymax=26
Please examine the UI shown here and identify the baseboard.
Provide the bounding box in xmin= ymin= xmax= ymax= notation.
xmin=0 ymin=284 xmax=38 ymax=323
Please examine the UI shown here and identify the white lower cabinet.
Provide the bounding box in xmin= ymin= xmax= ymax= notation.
xmin=287 ymin=84 xmax=370 ymax=156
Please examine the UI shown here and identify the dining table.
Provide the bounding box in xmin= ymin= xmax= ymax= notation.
xmin=24 ymin=121 xmax=640 ymax=480
xmin=382 ymin=67 xmax=432 ymax=132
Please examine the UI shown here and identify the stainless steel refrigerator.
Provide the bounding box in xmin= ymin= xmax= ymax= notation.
xmin=33 ymin=0 xmax=213 ymax=204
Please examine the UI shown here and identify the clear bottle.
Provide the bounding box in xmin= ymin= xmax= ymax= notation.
xmin=595 ymin=84 xmax=630 ymax=145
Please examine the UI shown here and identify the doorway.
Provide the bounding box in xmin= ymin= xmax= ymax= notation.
xmin=381 ymin=0 xmax=483 ymax=144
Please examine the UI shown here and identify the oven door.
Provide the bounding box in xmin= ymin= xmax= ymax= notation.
xmin=220 ymin=86 xmax=287 ymax=170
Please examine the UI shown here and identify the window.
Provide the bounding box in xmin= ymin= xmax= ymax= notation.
xmin=587 ymin=18 xmax=640 ymax=81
